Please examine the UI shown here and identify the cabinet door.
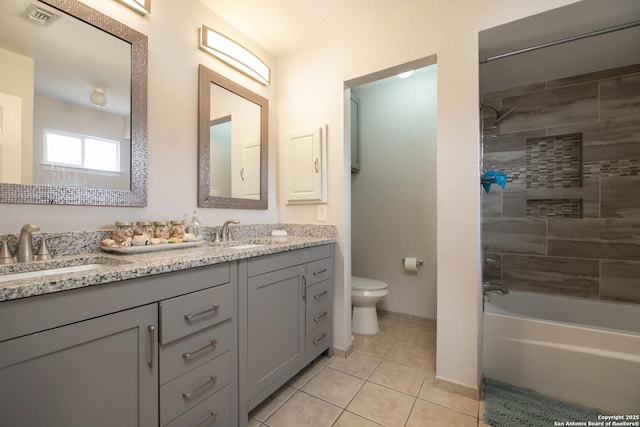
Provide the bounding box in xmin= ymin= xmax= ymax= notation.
xmin=247 ymin=265 xmax=305 ymax=400
xmin=0 ymin=304 xmax=158 ymax=427
xmin=284 ymin=127 xmax=326 ymax=204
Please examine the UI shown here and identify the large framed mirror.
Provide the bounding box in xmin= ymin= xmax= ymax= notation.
xmin=0 ymin=0 xmax=147 ymax=206
xmin=198 ymin=64 xmax=268 ymax=209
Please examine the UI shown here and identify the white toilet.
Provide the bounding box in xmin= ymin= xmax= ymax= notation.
xmin=351 ymin=276 xmax=389 ymax=335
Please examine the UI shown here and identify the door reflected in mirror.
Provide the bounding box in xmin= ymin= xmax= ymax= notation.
xmin=198 ymin=65 xmax=267 ymax=209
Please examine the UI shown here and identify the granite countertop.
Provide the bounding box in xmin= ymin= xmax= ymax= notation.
xmin=0 ymin=230 xmax=335 ymax=303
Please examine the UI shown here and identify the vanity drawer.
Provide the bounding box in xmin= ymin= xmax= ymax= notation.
xmin=160 ymin=351 xmax=231 ymax=424
xmin=305 ymin=280 xmax=332 ymax=333
xmin=163 ymin=384 xmax=230 ymax=427
xmin=160 ymin=319 xmax=231 ymax=385
xmin=160 ymin=284 xmax=232 ymax=344
xmin=305 ymin=322 xmax=332 ymax=357
xmin=306 ymin=258 xmax=332 ymax=286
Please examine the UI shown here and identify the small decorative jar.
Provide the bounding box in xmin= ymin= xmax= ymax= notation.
xmin=113 ymin=221 xmax=133 ymax=246
xmin=154 ymin=221 xmax=170 ymax=239
xmin=135 ymin=221 xmax=154 ymax=239
xmin=169 ymin=220 xmax=185 ymax=240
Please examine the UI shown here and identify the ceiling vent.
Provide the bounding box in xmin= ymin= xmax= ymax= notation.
xmin=21 ymin=3 xmax=60 ymax=26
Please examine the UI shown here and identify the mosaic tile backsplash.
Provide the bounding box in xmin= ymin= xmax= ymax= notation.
xmin=481 ymin=63 xmax=640 ymax=304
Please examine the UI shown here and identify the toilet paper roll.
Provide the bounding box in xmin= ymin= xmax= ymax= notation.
xmin=404 ymin=257 xmax=419 ymax=272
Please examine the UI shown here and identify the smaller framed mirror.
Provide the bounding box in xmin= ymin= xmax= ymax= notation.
xmin=198 ymin=64 xmax=268 ymax=209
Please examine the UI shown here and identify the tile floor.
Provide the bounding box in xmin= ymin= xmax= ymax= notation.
xmin=248 ymin=316 xmax=490 ymax=427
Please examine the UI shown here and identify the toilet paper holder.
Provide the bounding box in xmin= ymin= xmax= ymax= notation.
xmin=402 ymin=258 xmax=424 ymax=267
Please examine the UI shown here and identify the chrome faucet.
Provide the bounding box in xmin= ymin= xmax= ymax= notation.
xmin=221 ymin=219 xmax=240 ymax=242
xmin=17 ymin=224 xmax=40 ymax=262
xmin=483 ymin=281 xmax=509 ymax=295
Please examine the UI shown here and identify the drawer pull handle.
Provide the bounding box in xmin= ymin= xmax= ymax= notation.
xmin=313 ymin=312 xmax=328 ymax=323
xmin=313 ymin=290 xmax=329 ymax=300
xmin=182 ymin=375 xmax=217 ymax=399
xmin=313 ymin=268 xmax=328 ymax=276
xmin=183 ymin=340 xmax=218 ymax=359
xmin=147 ymin=325 xmax=156 ymax=368
xmin=184 ymin=305 xmax=219 ymax=321
xmin=313 ymin=333 xmax=328 ymax=345
xmin=194 ymin=411 xmax=218 ymax=427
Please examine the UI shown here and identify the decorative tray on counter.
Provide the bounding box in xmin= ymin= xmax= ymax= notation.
xmin=100 ymin=240 xmax=205 ymax=254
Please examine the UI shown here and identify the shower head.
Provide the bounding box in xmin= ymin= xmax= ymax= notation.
xmin=495 ymin=106 xmax=516 ymax=126
xmin=481 ymin=103 xmax=516 ymax=127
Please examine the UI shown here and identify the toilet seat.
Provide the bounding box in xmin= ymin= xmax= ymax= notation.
xmin=352 ymin=276 xmax=388 ymax=291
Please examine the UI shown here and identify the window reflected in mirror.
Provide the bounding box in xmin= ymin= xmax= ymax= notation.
xmin=0 ymin=0 xmax=147 ymax=206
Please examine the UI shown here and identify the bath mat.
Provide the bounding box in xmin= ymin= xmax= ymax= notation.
xmin=483 ymin=378 xmax=607 ymax=427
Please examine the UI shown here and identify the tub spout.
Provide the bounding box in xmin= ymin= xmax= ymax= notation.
xmin=483 ymin=281 xmax=509 ymax=295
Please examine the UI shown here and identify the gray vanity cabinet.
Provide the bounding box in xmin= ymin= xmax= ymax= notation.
xmin=239 ymin=244 xmax=334 ymax=422
xmin=159 ymin=283 xmax=236 ymax=427
xmin=246 ymin=264 xmax=306 ymax=404
xmin=0 ymin=262 xmax=235 ymax=427
xmin=0 ymin=303 xmax=158 ymax=427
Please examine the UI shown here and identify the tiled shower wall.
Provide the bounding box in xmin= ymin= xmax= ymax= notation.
xmin=481 ymin=63 xmax=640 ymax=304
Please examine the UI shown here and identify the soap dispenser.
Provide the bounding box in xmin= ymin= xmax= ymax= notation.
xmin=188 ymin=211 xmax=204 ymax=240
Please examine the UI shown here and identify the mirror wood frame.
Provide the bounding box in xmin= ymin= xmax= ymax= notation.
xmin=0 ymin=0 xmax=148 ymax=206
xmin=198 ymin=64 xmax=268 ymax=209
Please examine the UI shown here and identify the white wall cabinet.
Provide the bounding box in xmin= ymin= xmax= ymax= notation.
xmin=283 ymin=126 xmax=327 ymax=204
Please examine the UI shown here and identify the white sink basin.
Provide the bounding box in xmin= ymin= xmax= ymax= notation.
xmin=226 ymin=244 xmax=266 ymax=250
xmin=0 ymin=263 xmax=108 ymax=283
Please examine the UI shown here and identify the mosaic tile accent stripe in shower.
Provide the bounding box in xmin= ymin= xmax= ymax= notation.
xmin=583 ymin=158 xmax=640 ymax=179
xmin=526 ymin=199 xmax=582 ymax=218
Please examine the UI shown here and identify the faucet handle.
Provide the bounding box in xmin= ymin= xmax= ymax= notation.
xmin=0 ymin=239 xmax=16 ymax=264
xmin=35 ymin=235 xmax=61 ymax=261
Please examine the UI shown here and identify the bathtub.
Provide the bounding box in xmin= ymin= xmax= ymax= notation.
xmin=483 ymin=291 xmax=640 ymax=414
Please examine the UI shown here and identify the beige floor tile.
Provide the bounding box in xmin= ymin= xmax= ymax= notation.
xmin=329 ymin=351 xmax=382 ymax=379
xmin=347 ymin=382 xmax=414 ymax=427
xmin=249 ymin=385 xmax=296 ymax=421
xmin=406 ymin=399 xmax=477 ymax=427
xmin=314 ymin=354 xmax=334 ymax=366
xmin=302 ymin=367 xmax=365 ymax=408
xmin=385 ymin=342 xmax=436 ymax=371
xmin=265 ymin=391 xmax=342 ymax=427
xmin=396 ymin=330 xmax=436 ymax=349
xmin=333 ymin=410 xmax=385 ymax=427
xmin=479 ymin=398 xmax=485 ymax=419
xmin=352 ymin=334 xmax=396 ymax=358
xmin=418 ymin=379 xmax=479 ymax=417
xmin=288 ymin=361 xmax=325 ymax=389
xmin=368 ymin=360 xmax=426 ymax=396
xmin=248 ymin=417 xmax=263 ymax=427
xmin=478 ymin=421 xmax=492 ymax=427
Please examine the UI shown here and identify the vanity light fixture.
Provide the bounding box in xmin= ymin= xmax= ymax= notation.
xmin=198 ymin=25 xmax=270 ymax=85
xmin=90 ymin=88 xmax=107 ymax=107
xmin=114 ymin=0 xmax=150 ymax=15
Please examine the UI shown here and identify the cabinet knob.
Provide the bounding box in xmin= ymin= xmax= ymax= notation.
xmin=147 ymin=325 xmax=156 ymax=368
xmin=313 ymin=290 xmax=329 ymax=300
xmin=182 ymin=340 xmax=218 ymax=359
xmin=182 ymin=375 xmax=218 ymax=399
xmin=184 ymin=305 xmax=219 ymax=321
xmin=195 ymin=412 xmax=218 ymax=427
